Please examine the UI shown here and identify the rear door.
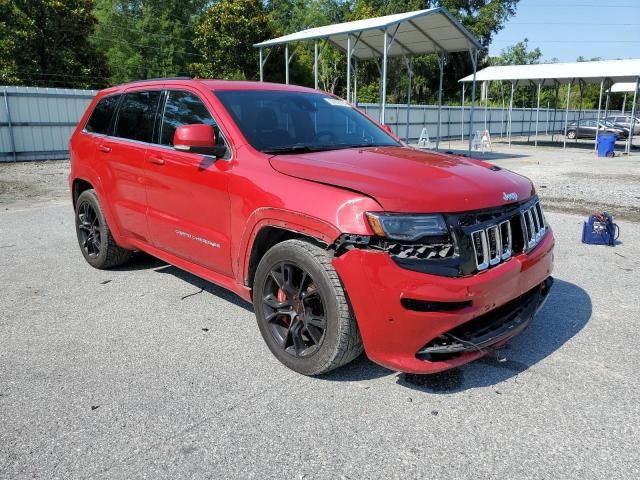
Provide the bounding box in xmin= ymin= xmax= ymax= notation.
xmin=98 ymin=89 xmax=162 ymax=243
xmin=144 ymin=88 xmax=233 ymax=276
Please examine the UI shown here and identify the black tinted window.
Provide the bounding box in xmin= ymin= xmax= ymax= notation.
xmin=159 ymin=91 xmax=217 ymax=146
xmin=215 ymin=90 xmax=399 ymax=153
xmin=85 ymin=95 xmax=120 ymax=135
xmin=114 ymin=91 xmax=161 ymax=142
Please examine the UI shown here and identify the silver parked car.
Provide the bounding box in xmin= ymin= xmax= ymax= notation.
xmin=605 ymin=115 xmax=640 ymax=135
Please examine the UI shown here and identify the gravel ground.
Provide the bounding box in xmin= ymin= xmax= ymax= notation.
xmin=1 ymin=203 xmax=639 ymax=479
xmin=441 ymin=139 xmax=640 ymax=222
xmin=1 ymin=150 xmax=639 ymax=478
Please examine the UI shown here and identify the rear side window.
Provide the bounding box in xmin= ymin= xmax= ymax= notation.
xmin=159 ymin=90 xmax=217 ymax=146
xmin=114 ymin=91 xmax=161 ymax=142
xmin=85 ymin=95 xmax=120 ymax=135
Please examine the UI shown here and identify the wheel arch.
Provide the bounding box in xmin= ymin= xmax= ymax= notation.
xmin=239 ymin=209 xmax=341 ymax=290
xmin=72 ymin=178 xmax=94 ymax=208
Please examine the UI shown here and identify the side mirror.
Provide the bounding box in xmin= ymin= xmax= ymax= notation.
xmin=173 ymin=124 xmax=226 ymax=157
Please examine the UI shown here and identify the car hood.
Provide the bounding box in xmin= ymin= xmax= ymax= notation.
xmin=269 ymin=146 xmax=535 ymax=213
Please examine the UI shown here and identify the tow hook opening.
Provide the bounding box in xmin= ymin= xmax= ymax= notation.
xmin=401 ymin=298 xmax=472 ymax=312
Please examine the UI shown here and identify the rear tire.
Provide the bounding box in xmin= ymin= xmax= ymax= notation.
xmin=75 ymin=189 xmax=132 ymax=269
xmin=253 ymin=239 xmax=363 ymax=375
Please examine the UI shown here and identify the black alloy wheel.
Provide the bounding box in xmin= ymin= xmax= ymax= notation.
xmin=74 ymin=189 xmax=132 ymax=269
xmin=77 ymin=201 xmax=101 ymax=258
xmin=253 ymin=239 xmax=363 ymax=375
xmin=262 ymin=262 xmax=327 ymax=357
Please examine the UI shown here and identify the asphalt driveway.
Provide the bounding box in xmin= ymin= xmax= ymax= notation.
xmin=1 ymin=201 xmax=639 ymax=479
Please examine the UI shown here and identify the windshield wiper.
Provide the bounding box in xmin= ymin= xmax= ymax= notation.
xmin=322 ymin=143 xmax=396 ymax=150
xmin=263 ymin=144 xmax=317 ymax=155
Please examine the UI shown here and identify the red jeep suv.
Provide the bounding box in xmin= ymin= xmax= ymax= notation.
xmin=69 ymin=78 xmax=554 ymax=375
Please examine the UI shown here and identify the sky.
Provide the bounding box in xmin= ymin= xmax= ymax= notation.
xmin=488 ymin=0 xmax=640 ymax=62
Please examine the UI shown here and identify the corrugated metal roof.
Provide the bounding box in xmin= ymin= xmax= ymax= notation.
xmin=459 ymin=59 xmax=640 ymax=86
xmin=254 ymin=7 xmax=482 ymax=59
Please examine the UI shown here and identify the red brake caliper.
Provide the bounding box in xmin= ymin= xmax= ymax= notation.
xmin=277 ymin=288 xmax=291 ymax=326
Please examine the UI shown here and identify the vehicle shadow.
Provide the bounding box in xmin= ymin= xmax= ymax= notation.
xmin=113 ymin=252 xmax=253 ymax=312
xmin=321 ymin=278 xmax=591 ymax=390
xmin=439 ymin=148 xmax=529 ymax=161
xmin=395 ymin=278 xmax=591 ymax=393
xmin=114 ymin=255 xmax=590 ymax=390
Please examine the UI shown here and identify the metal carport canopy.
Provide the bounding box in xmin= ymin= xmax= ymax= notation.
xmin=611 ymin=82 xmax=640 ymax=93
xmin=254 ymin=7 xmax=481 ymax=58
xmin=254 ymin=7 xmax=482 ymax=152
xmin=458 ymin=59 xmax=640 ymax=86
xmin=458 ymin=59 xmax=640 ymax=154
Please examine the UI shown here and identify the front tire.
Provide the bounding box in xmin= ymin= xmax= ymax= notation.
xmin=253 ymin=239 xmax=363 ymax=375
xmin=75 ymin=189 xmax=132 ymax=269
xmin=567 ymin=130 xmax=577 ymax=140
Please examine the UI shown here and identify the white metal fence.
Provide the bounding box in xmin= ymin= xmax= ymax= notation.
xmin=1 ymin=86 xmax=96 ymax=162
xmin=0 ymin=85 xmax=625 ymax=162
xmin=358 ymin=103 xmax=622 ymax=144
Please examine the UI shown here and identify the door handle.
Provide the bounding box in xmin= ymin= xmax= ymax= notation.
xmin=148 ymin=156 xmax=165 ymax=165
xmin=98 ymin=145 xmax=111 ymax=153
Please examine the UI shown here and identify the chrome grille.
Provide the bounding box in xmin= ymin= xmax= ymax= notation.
xmin=521 ymin=201 xmax=547 ymax=251
xmin=471 ymin=200 xmax=545 ymax=272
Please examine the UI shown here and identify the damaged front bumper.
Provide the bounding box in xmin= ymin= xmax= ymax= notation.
xmin=332 ymin=230 xmax=554 ymax=374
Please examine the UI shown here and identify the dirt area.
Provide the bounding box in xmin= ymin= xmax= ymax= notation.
xmin=0 ymin=160 xmax=71 ymax=210
xmin=1 ymin=142 xmax=639 ymax=222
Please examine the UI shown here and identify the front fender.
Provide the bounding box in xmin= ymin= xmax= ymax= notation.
xmin=236 ymin=208 xmax=340 ymax=286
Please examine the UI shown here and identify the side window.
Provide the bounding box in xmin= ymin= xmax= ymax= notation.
xmin=114 ymin=91 xmax=161 ymax=142
xmin=85 ymin=94 xmax=120 ymax=135
xmin=159 ymin=90 xmax=225 ymax=152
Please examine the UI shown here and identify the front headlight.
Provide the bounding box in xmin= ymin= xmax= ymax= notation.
xmin=366 ymin=212 xmax=448 ymax=241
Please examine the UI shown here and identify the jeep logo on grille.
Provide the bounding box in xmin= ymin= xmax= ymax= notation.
xmin=502 ymin=191 xmax=518 ymax=202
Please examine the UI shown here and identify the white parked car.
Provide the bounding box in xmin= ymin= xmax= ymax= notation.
xmin=605 ymin=115 xmax=640 ymax=135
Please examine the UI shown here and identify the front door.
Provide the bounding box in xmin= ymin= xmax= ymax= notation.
xmin=144 ymin=89 xmax=233 ymax=276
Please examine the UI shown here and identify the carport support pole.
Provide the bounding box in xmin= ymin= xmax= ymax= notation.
xmin=259 ymin=48 xmax=264 ymax=82
xmin=594 ymin=79 xmax=604 ymax=152
xmin=381 ymin=29 xmax=388 ymax=124
xmin=285 ymin=44 xmax=289 ymax=84
xmin=507 ymin=82 xmax=514 ymax=146
xmin=622 ymin=93 xmax=627 ymax=114
xmin=346 ymin=35 xmax=352 ymax=102
xmin=353 ymin=58 xmax=358 ymax=104
xmin=314 ymin=41 xmax=319 ymax=90
xmin=563 ymin=80 xmax=572 ymax=150
xmin=625 ymin=76 xmax=639 ymax=155
xmin=535 ymin=81 xmax=541 ymax=148
xmin=436 ymin=54 xmax=444 ymax=151
xmin=467 ymin=49 xmax=478 ymax=154
xmin=404 ymin=56 xmax=413 ymax=143
xmin=483 ymin=81 xmax=488 ymax=130
xmin=461 ymin=84 xmax=465 ymax=142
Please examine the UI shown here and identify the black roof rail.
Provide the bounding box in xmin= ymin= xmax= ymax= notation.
xmin=125 ymin=76 xmax=192 ymax=84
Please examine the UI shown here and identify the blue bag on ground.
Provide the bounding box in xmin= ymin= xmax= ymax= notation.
xmin=582 ymin=212 xmax=619 ymax=246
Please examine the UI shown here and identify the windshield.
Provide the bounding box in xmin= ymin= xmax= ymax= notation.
xmin=214 ymin=90 xmax=400 ymax=154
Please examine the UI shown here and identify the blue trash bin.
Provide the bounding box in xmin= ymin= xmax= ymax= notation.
xmin=597 ymin=133 xmax=617 ymax=157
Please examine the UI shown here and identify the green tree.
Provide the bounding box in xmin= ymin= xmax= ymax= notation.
xmin=493 ymin=38 xmax=542 ymax=66
xmin=190 ymin=0 xmax=271 ymax=80
xmin=347 ymin=0 xmax=522 ymax=104
xmin=93 ymin=0 xmax=207 ymax=84
xmin=0 ymin=0 xmax=107 ymax=88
